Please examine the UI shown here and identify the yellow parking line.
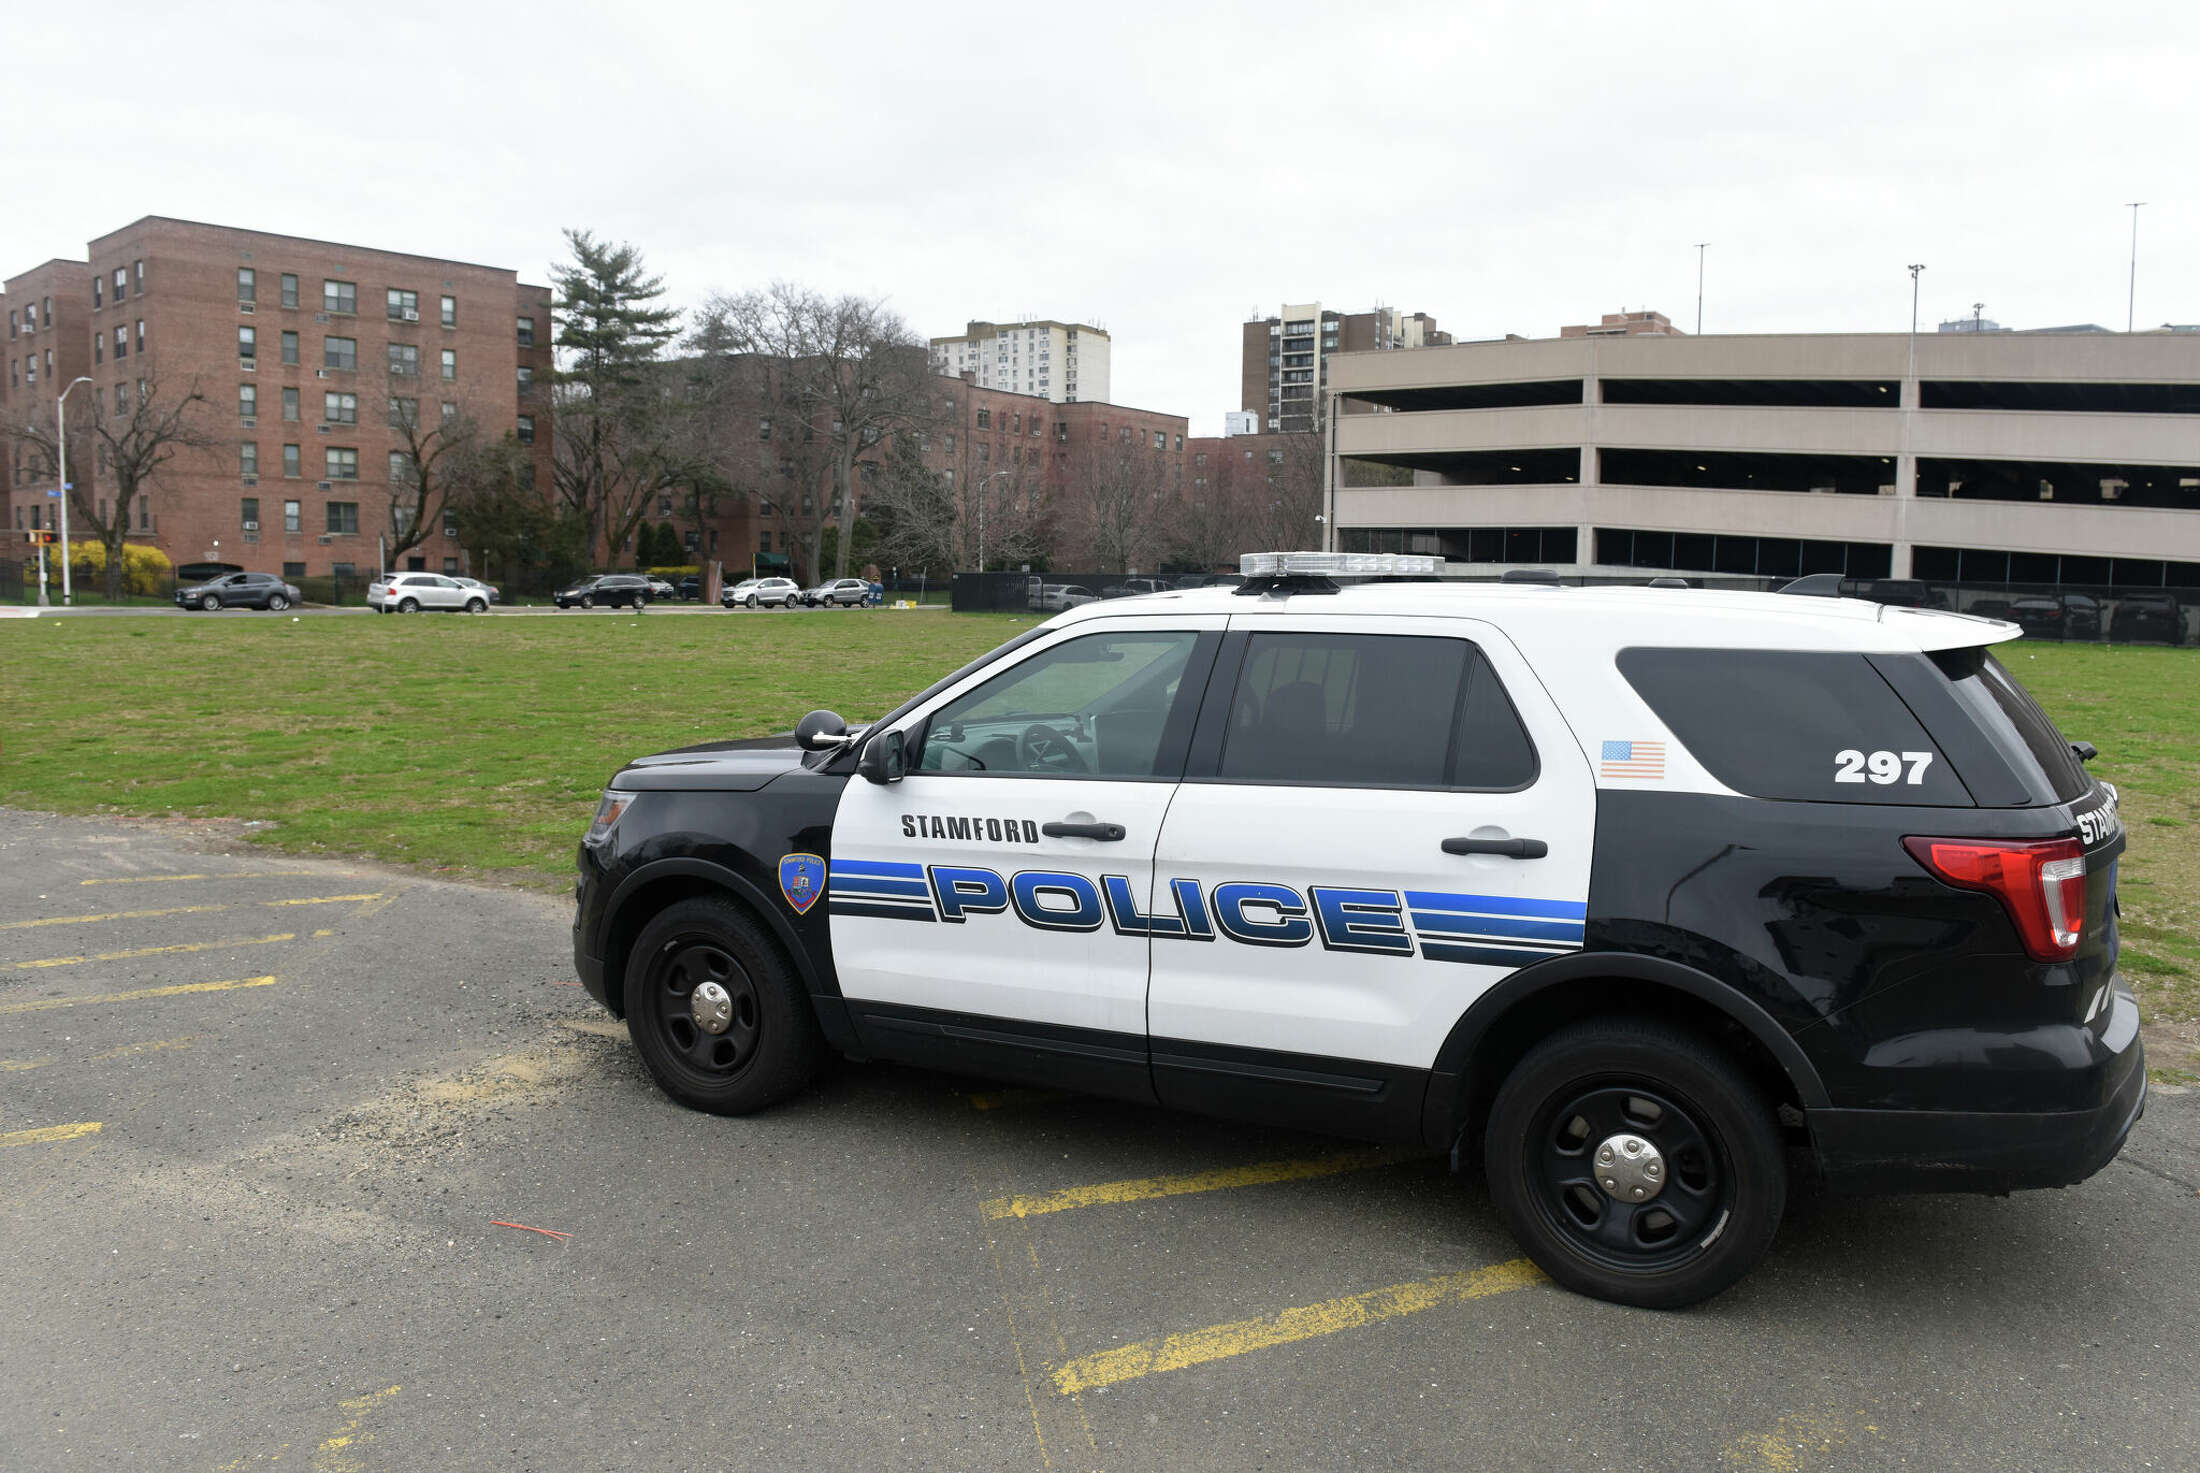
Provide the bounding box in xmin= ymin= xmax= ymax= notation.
xmin=79 ymin=870 xmax=325 ymax=886
xmin=1051 ymin=1258 xmax=1546 ymax=1394
xmin=3 ymin=931 xmax=299 ymax=970
xmin=0 ymin=975 xmax=280 ymax=1016
xmin=0 ymin=894 xmax=383 ymax=932
xmin=0 ymin=1056 xmax=56 ymax=1073
xmin=89 ymin=1035 xmax=202 ymax=1062
xmin=981 ymin=1147 xmax=1403 ymax=1220
xmin=0 ymin=1121 xmax=103 ymax=1147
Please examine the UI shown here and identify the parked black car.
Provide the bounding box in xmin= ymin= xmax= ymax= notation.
xmin=175 ymin=571 xmax=302 ymax=612
xmin=553 ymin=574 xmax=655 ymax=610
xmin=2111 ymin=592 xmax=2185 ymax=645
xmin=677 ymin=576 xmax=704 ymax=601
xmin=1855 ymin=579 xmax=1948 ymax=610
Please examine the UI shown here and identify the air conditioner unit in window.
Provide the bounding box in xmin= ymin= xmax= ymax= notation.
xmin=317 ymin=424 xmax=331 ymax=433
xmin=317 ymin=534 xmax=334 ymax=544
xmin=240 ymin=359 xmax=256 ymax=372
xmin=239 ymin=304 xmax=255 ymax=315
xmin=315 ymin=369 xmax=329 ymax=379
xmin=243 ymin=520 xmax=258 ymax=531
xmin=402 ymin=308 xmax=419 ymax=322
xmin=315 ymin=313 xmax=330 ymax=323
xmin=242 ymin=417 xmax=256 ymax=428
xmin=317 ymin=481 xmax=332 ymax=491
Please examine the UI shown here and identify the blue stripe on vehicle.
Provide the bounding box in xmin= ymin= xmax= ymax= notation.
xmin=1402 ymin=890 xmax=1588 ymax=921
xmin=826 ymin=876 xmax=933 ymax=899
xmin=1421 ymin=941 xmax=1560 ymax=968
xmin=1409 ymin=912 xmax=1585 ymax=944
xmin=832 ymin=901 xmax=936 ymax=923
xmin=831 ymin=860 xmax=926 ymax=879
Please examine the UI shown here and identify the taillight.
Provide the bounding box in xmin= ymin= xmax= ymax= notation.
xmin=1903 ymin=836 xmax=2087 ymax=961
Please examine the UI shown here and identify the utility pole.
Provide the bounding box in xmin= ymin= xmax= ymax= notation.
xmin=57 ymin=376 xmax=92 ymax=606
xmin=2126 ymin=202 xmax=2145 ymax=332
xmin=1972 ymin=302 xmax=1985 ymax=333
xmin=1694 ymin=243 xmax=1710 ymax=334
xmin=1907 ymin=264 xmax=1926 ymax=336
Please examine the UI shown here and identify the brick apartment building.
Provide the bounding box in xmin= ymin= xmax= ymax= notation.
xmin=2 ymin=217 xmax=553 ymax=580
xmin=1241 ymin=302 xmax=1451 ymax=432
xmin=1559 ymin=308 xmax=1683 ymax=338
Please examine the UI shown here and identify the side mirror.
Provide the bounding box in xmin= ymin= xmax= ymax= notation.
xmin=2070 ymin=740 xmax=2098 ymax=764
xmin=794 ymin=709 xmax=850 ymax=752
xmin=857 ymin=729 xmax=906 ymax=785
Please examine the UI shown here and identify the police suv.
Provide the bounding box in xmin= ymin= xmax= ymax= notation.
xmin=574 ymin=553 xmax=2143 ymax=1308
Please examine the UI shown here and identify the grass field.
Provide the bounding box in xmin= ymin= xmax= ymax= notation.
xmin=2 ymin=614 xmax=2195 ymax=1076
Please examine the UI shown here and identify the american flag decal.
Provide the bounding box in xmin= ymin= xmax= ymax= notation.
xmin=1600 ymin=739 xmax=1667 ymax=780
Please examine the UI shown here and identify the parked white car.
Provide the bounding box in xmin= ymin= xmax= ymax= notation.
xmin=453 ymin=576 xmax=500 ymax=605
xmin=369 ymin=572 xmax=489 ymax=614
xmin=1036 ymin=583 xmax=1099 ymax=611
xmin=729 ymin=577 xmax=803 ymax=610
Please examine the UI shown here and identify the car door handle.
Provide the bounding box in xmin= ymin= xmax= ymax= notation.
xmin=1442 ymin=836 xmax=1549 ymax=859
xmin=1042 ymin=821 xmax=1126 ymax=842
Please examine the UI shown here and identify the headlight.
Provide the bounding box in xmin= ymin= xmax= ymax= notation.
xmin=585 ymin=789 xmax=638 ymax=846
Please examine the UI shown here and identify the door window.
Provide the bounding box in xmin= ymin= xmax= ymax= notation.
xmin=1216 ymin=632 xmax=1536 ymax=790
xmin=915 ymin=630 xmax=1200 ymax=779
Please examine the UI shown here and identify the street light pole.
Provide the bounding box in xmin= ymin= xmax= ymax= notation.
xmin=1907 ymin=263 xmax=1926 ymax=336
xmin=2126 ymin=202 xmax=2145 ymax=332
xmin=1694 ymin=243 xmax=1710 ymax=334
xmin=56 ymin=377 xmax=93 ymax=606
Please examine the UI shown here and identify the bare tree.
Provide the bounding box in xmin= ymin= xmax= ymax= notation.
xmin=865 ymin=431 xmax=1048 ymax=578
xmin=692 ymin=284 xmax=936 ymax=578
xmin=1071 ymin=446 xmax=1171 ymax=575
xmin=373 ymin=389 xmax=484 ymax=564
xmin=2 ymin=374 xmax=212 ymax=599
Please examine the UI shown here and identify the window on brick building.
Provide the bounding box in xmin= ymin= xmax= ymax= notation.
xmin=387 ymin=343 xmax=419 ymax=377
xmin=516 ymin=365 xmax=533 ymax=395
xmin=758 ymin=418 xmax=771 ymax=441
xmin=443 ymin=557 xmax=459 ymax=575
xmin=235 ymin=326 xmax=253 ymax=364
xmin=388 ymin=396 xmax=417 ymax=428
xmin=240 ymin=445 xmax=258 ymax=479
xmin=516 ymin=414 xmax=535 ymax=444
xmin=138 ymin=498 xmax=151 ymax=531
xmin=440 ymin=295 xmax=456 ymax=328
xmin=326 ymin=447 xmax=359 ymax=480
xmin=1056 ymin=421 xmax=1067 ymax=442
xmin=440 ymin=401 xmax=458 ymax=424
xmin=440 ymin=349 xmax=456 ymax=380
xmin=387 ymin=288 xmax=419 ymax=321
xmin=284 ymin=498 xmax=302 ymax=532
xmin=283 ymin=387 xmax=300 ymax=421
xmin=442 ymin=512 xmax=458 ymax=539
xmin=976 ymin=408 xmax=991 ymax=428
xmin=110 ymin=269 xmax=124 ymax=302
xmin=1153 ymin=430 xmax=1165 ymax=449
xmin=977 ymin=443 xmax=989 ymax=462
xmin=323 ymin=279 xmax=356 ymax=315
xmin=389 ymin=451 xmax=416 ymax=486
xmin=239 ymin=384 xmax=257 ymax=421
xmin=241 ymin=495 xmax=259 ymax=528
xmin=283 ymin=446 xmax=301 ymax=479
xmin=326 ymin=502 xmax=359 ymax=535
xmin=135 ymin=319 xmax=144 ymax=353
xmin=93 ymin=334 xmax=102 ymax=365
xmin=134 ymin=260 xmax=144 ymax=295
xmin=516 ymin=316 xmax=534 ymax=347
xmin=280 ymin=274 xmax=298 ymax=309
xmin=324 ymin=336 xmax=356 ymax=370
xmin=325 ymin=391 xmax=357 ymax=425
xmin=114 ymin=383 xmax=127 ymax=415
xmin=281 ymin=331 xmax=299 ymax=365
xmin=91 ymin=277 xmax=100 ymax=307
xmin=238 ymin=268 xmax=256 ymax=303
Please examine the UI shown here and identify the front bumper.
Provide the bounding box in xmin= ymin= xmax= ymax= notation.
xmin=1809 ymin=989 xmax=2147 ymax=1194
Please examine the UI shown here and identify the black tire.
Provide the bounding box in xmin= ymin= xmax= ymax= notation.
xmin=624 ymin=896 xmax=824 ymax=1115
xmin=268 ymin=594 xmax=289 ymax=612
xmin=580 ymin=594 xmax=595 ymax=610
xmin=1484 ymin=1016 xmax=1784 ymax=1310
xmin=746 ymin=594 xmax=759 ymax=610
xmin=465 ymin=598 xmax=486 ymax=614
xmin=633 ymin=595 xmax=648 ymax=611
xmin=200 ymin=594 xmax=221 ymax=611
xmin=398 ymin=597 xmax=420 ymax=614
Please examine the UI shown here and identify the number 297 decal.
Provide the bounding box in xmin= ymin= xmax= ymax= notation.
xmin=1834 ymin=749 xmax=1934 ymax=785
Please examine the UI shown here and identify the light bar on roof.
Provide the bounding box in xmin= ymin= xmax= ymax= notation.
xmin=1239 ymin=552 xmax=1441 ymax=576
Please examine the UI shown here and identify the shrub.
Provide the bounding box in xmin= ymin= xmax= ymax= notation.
xmin=68 ymin=540 xmax=174 ymax=596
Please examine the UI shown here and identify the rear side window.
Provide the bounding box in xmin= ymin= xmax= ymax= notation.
xmin=1618 ymin=648 xmax=1972 ymax=805
xmin=1218 ymin=632 xmax=1536 ymax=790
xmin=1931 ymin=648 xmax=2090 ymax=804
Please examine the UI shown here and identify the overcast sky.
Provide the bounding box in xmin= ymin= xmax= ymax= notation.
xmin=11 ymin=1 xmax=2195 ymax=434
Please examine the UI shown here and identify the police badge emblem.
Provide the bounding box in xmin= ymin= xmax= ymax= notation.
xmin=779 ymin=853 xmax=826 ymax=915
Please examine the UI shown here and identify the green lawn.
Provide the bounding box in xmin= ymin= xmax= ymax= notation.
xmin=2 ymin=617 xmax=2195 ymax=1076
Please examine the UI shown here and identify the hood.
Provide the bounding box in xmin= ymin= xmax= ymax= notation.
xmin=612 ymin=733 xmax=816 ymax=791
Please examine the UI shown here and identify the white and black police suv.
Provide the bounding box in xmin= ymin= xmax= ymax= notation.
xmin=574 ymin=552 xmax=2142 ymax=1307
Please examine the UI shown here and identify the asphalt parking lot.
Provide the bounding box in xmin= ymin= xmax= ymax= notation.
xmin=3 ymin=810 xmax=2196 ymax=1472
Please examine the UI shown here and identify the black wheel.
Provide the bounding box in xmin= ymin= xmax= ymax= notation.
xmin=746 ymin=594 xmax=759 ymax=609
xmin=633 ymin=595 xmax=648 ymax=611
xmin=465 ymin=598 xmax=486 ymax=614
xmin=200 ymin=594 xmax=221 ymax=611
xmin=580 ymin=594 xmax=595 ymax=610
xmin=1484 ymin=1016 xmax=1784 ymax=1309
xmin=625 ymin=897 xmax=823 ymax=1115
xmin=268 ymin=594 xmax=289 ymax=612
xmin=398 ymin=597 xmax=420 ymax=614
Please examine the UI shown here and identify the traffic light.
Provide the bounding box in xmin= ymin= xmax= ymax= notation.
xmin=23 ymin=530 xmax=57 ymax=545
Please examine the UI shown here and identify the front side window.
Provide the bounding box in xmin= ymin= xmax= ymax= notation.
xmin=387 ymin=342 xmax=419 ymax=376
xmin=516 ymin=365 xmax=533 ymax=394
xmin=1217 ymin=633 xmax=1536 ymax=790
xmin=281 ymin=330 xmax=300 ymax=365
xmin=326 ymin=447 xmax=358 ymax=480
xmin=281 ymin=274 xmax=299 ymax=308
xmin=324 ymin=336 xmax=356 ymax=370
xmin=283 ymin=386 xmax=300 ymax=421
xmin=441 ymin=295 xmax=457 ymax=327
xmin=323 ymin=279 xmax=356 ymax=314
xmin=235 ymin=326 xmax=252 ymax=362
xmin=516 ymin=315 xmax=534 ymax=346
xmin=326 ymin=501 xmax=360 ymax=534
xmin=389 ymin=450 xmax=416 ymax=486
xmin=387 ymin=288 xmax=419 ymax=320
xmin=388 ymin=395 xmax=418 ymax=428
xmin=239 ymin=384 xmax=257 ymax=420
xmin=238 ymin=268 xmax=256 ymax=303
xmin=324 ymin=391 xmax=357 ymax=424
xmin=284 ymin=499 xmax=302 ymax=532
xmin=240 ymin=445 xmax=258 ymax=479
xmin=915 ymin=630 xmax=1202 ymax=779
xmin=440 ymin=348 xmax=456 ymax=380
xmin=283 ymin=445 xmax=301 ymax=478
xmin=516 ymin=414 xmax=534 ymax=444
